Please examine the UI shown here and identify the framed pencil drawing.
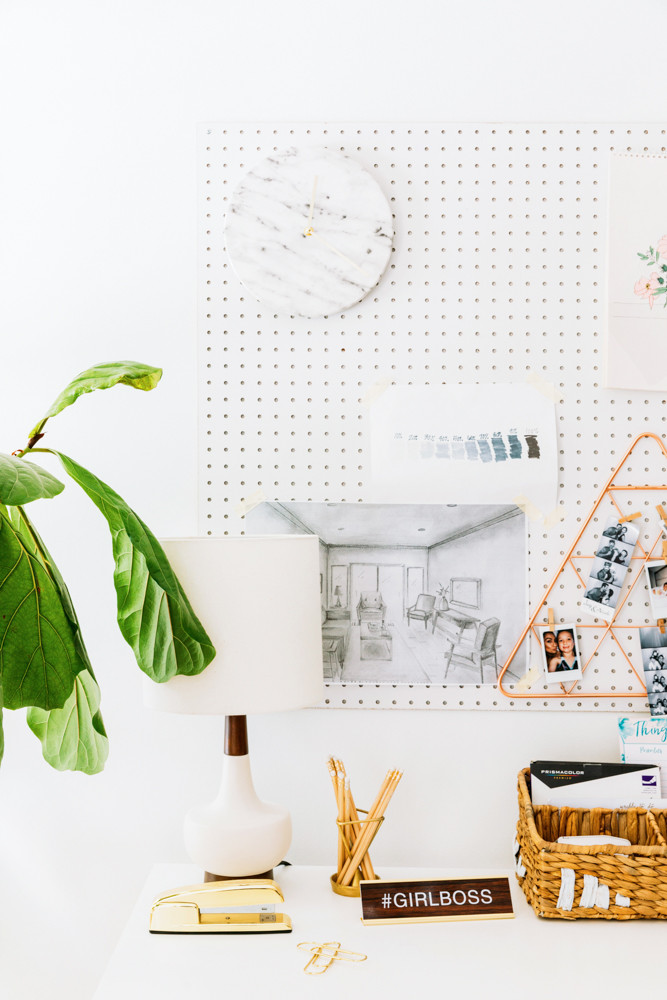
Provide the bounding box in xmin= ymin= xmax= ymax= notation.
xmin=246 ymin=501 xmax=527 ymax=691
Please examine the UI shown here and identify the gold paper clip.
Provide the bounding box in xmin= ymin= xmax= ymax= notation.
xmin=297 ymin=941 xmax=367 ymax=975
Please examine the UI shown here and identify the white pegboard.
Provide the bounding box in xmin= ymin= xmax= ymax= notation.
xmin=198 ymin=122 xmax=667 ymax=712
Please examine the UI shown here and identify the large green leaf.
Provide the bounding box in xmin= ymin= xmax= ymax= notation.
xmin=27 ymin=670 xmax=108 ymax=775
xmin=0 ymin=504 xmax=86 ymax=710
xmin=0 ymin=453 xmax=65 ymax=505
xmin=7 ymin=506 xmax=108 ymax=773
xmin=28 ymin=361 xmax=163 ymax=440
xmin=53 ymin=452 xmax=216 ymax=682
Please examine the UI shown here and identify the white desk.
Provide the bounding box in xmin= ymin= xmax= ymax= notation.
xmin=94 ymin=863 xmax=658 ymax=999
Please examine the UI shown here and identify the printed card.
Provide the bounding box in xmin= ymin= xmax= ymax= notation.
xmin=618 ymin=715 xmax=667 ymax=791
xmin=607 ymin=153 xmax=667 ymax=390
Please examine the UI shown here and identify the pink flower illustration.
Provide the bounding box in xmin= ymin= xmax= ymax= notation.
xmin=657 ymin=235 xmax=667 ymax=258
xmin=634 ymin=272 xmax=660 ymax=308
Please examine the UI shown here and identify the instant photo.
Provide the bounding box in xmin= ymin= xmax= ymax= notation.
xmin=640 ymin=628 xmax=667 ymax=717
xmin=596 ymin=536 xmax=634 ymax=563
xmin=648 ymin=693 xmax=667 ymax=717
xmin=583 ymin=581 xmax=621 ymax=611
xmin=643 ymin=647 xmax=667 ymax=671
xmin=539 ymin=624 xmax=583 ymax=685
xmin=648 ymin=671 xmax=667 ymax=695
xmin=581 ymin=516 xmax=639 ymax=621
xmin=645 ymin=560 xmax=667 ymax=620
xmin=589 ymin=557 xmax=625 ymax=589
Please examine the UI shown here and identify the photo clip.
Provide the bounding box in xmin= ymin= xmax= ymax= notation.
xmin=657 ymin=505 xmax=667 ymax=559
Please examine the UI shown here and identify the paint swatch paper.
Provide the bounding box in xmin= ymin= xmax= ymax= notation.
xmin=368 ymin=383 xmax=557 ymax=511
xmin=606 ymin=153 xmax=667 ymax=390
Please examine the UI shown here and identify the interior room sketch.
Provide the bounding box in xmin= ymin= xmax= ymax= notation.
xmin=247 ymin=502 xmax=526 ymax=685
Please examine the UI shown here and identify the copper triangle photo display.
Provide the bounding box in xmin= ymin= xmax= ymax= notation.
xmin=498 ymin=432 xmax=667 ymax=701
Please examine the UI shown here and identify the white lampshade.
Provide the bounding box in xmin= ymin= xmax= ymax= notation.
xmin=144 ymin=535 xmax=324 ymax=715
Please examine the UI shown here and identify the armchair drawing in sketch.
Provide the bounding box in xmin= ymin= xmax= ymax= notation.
xmin=357 ymin=591 xmax=386 ymax=626
xmin=443 ymin=617 xmax=501 ymax=683
xmin=407 ymin=594 xmax=436 ymax=629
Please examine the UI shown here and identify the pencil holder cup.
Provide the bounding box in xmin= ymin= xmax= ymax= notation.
xmin=330 ymin=811 xmax=384 ymax=897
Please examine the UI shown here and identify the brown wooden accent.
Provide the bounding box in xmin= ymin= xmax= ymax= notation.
xmin=204 ymin=869 xmax=273 ymax=882
xmin=360 ymin=877 xmax=513 ymax=923
xmin=224 ymin=715 xmax=248 ymax=756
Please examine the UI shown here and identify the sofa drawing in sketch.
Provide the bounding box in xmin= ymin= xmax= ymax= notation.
xmin=247 ymin=502 xmax=526 ymax=686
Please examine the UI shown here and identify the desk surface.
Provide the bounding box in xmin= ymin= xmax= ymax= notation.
xmin=94 ymin=863 xmax=659 ymax=999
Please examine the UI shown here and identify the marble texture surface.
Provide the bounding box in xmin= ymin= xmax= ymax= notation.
xmin=224 ymin=146 xmax=394 ymax=317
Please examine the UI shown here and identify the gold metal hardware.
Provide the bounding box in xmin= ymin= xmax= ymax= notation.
xmin=149 ymin=878 xmax=291 ymax=933
xmin=297 ymin=941 xmax=367 ymax=975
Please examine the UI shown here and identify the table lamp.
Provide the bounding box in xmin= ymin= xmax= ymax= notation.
xmin=144 ymin=535 xmax=323 ymax=880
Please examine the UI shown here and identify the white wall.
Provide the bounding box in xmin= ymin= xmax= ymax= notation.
xmin=0 ymin=1 xmax=664 ymax=996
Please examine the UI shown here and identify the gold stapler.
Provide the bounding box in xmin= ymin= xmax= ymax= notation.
xmin=149 ymin=878 xmax=291 ymax=934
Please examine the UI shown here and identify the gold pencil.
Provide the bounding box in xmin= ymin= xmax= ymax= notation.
xmin=339 ymin=769 xmax=399 ymax=886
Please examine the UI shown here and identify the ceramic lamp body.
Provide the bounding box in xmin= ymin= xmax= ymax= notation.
xmin=144 ymin=535 xmax=323 ymax=878
xmin=185 ymin=755 xmax=291 ymax=877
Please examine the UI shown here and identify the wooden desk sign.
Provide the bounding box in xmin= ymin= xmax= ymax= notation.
xmin=360 ymin=876 xmax=514 ymax=925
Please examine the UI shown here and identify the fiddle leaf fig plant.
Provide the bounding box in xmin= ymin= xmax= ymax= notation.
xmin=0 ymin=361 xmax=215 ymax=775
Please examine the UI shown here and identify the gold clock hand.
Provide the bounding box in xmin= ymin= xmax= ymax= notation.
xmin=304 ymin=229 xmax=373 ymax=280
xmin=306 ymin=176 xmax=318 ymax=230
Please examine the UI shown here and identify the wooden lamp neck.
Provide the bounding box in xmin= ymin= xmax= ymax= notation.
xmin=224 ymin=715 xmax=248 ymax=756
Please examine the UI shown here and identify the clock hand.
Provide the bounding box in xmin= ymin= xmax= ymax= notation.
xmin=304 ymin=229 xmax=374 ymax=280
xmin=306 ymin=175 xmax=318 ymax=231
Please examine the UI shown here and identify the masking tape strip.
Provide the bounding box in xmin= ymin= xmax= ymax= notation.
xmin=361 ymin=376 xmax=392 ymax=407
xmin=516 ymin=666 xmax=541 ymax=693
xmin=234 ymin=488 xmax=267 ymax=518
xmin=525 ymin=371 xmax=563 ymax=403
xmin=513 ymin=494 xmax=566 ymax=529
xmin=543 ymin=506 xmax=567 ymax=529
xmin=513 ymin=494 xmax=543 ymax=522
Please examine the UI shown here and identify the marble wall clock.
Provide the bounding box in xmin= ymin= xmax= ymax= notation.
xmin=224 ymin=147 xmax=394 ymax=318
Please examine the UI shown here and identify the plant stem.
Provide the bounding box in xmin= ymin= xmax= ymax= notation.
xmin=13 ymin=445 xmax=50 ymax=459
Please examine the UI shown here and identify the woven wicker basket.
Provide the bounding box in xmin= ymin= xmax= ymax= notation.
xmin=515 ymin=767 xmax=667 ymax=919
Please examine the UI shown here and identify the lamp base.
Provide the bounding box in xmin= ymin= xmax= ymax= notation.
xmin=185 ymin=750 xmax=292 ymax=879
xmin=204 ymin=869 xmax=274 ymax=882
